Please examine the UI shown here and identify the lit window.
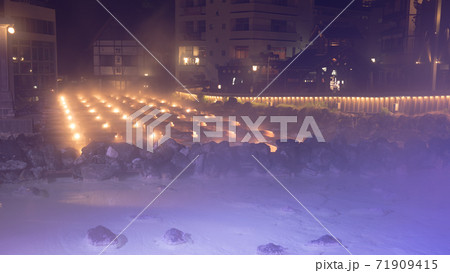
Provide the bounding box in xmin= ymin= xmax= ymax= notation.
xmin=235 ymin=46 xmax=249 ymax=59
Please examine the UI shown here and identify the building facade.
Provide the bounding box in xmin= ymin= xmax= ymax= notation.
xmin=175 ymin=0 xmax=313 ymax=90
xmin=93 ymin=20 xmax=152 ymax=91
xmin=378 ymin=0 xmax=449 ymax=92
xmin=0 ymin=0 xmax=57 ymax=113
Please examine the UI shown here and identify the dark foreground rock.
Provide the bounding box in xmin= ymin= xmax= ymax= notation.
xmin=87 ymin=225 xmax=127 ymax=249
xmin=69 ymin=134 xmax=450 ymax=181
xmin=310 ymin=235 xmax=343 ymax=246
xmin=0 ymin=134 xmax=67 ymax=183
xmin=257 ymin=243 xmax=287 ymax=255
xmin=163 ymin=228 xmax=192 ymax=245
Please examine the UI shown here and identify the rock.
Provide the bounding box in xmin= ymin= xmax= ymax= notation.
xmin=106 ymin=146 xmax=119 ymax=159
xmin=152 ymin=139 xmax=184 ymax=164
xmin=256 ymin=243 xmax=287 ymax=255
xmin=19 ymin=169 xmax=35 ymax=181
xmin=40 ymin=143 xmax=62 ymax=171
xmin=304 ymin=142 xmax=334 ymax=174
xmin=14 ymin=134 xmax=43 ymax=151
xmin=15 ymin=186 xmax=49 ymax=198
xmin=232 ymin=143 xmax=259 ymax=173
xmin=0 ymin=171 xmax=20 ymax=183
xmin=0 ymin=139 xmax=25 ymax=161
xmin=79 ymin=163 xmax=121 ymax=180
xmin=159 ymin=162 xmax=177 ymax=179
xmin=87 ymin=225 xmax=127 ymax=249
xmin=0 ymin=160 xmax=27 ymax=171
xmin=133 ymin=158 xmax=161 ymax=179
xmin=30 ymin=167 xmax=45 ymax=179
xmin=356 ymin=138 xmax=401 ymax=175
xmin=110 ymin=143 xmax=140 ymax=163
xmin=310 ymin=235 xmax=342 ymax=246
xmin=81 ymin=142 xmax=108 ymax=157
xmin=61 ymin=147 xmax=79 ymax=168
xmin=428 ymin=138 xmax=450 ymax=167
xmin=179 ymin=147 xmax=189 ymax=156
xmin=403 ymin=138 xmax=437 ymax=170
xmin=202 ymin=141 xmax=233 ymax=177
xmin=26 ymin=147 xmax=46 ymax=167
xmin=170 ymin=152 xmax=190 ymax=170
xmin=163 ymin=228 xmax=192 ymax=245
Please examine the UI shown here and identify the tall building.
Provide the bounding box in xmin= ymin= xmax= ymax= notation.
xmin=175 ymin=0 xmax=313 ymax=90
xmin=379 ymin=0 xmax=418 ymax=88
xmin=0 ymin=0 xmax=57 ymax=113
xmin=312 ymin=0 xmax=381 ymax=59
xmin=93 ymin=20 xmax=151 ymax=91
xmin=0 ymin=20 xmax=15 ymax=117
xmin=377 ymin=0 xmax=450 ymax=91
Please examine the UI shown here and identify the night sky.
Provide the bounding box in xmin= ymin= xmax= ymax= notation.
xmin=52 ymin=0 xmax=174 ymax=79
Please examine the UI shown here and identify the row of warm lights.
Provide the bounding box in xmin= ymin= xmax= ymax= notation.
xmin=60 ymin=96 xmax=81 ymax=141
xmin=79 ymin=96 xmax=111 ymax=130
xmin=205 ymin=95 xmax=450 ymax=101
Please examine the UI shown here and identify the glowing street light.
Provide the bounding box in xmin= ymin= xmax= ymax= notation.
xmin=7 ymin=26 xmax=15 ymax=34
xmin=252 ymin=65 xmax=258 ymax=72
xmin=73 ymin=133 xmax=81 ymax=140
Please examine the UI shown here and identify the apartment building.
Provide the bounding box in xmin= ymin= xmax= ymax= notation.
xmin=0 ymin=0 xmax=57 ymax=112
xmin=175 ymin=0 xmax=313 ymax=90
xmin=378 ymin=0 xmax=448 ymax=91
xmin=93 ymin=20 xmax=151 ymax=91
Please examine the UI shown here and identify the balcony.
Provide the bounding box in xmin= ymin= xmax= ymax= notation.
xmin=232 ymin=24 xmax=296 ymax=34
xmin=231 ymin=0 xmax=296 ymax=7
xmin=182 ymin=32 xmax=206 ymax=41
xmin=179 ymin=6 xmax=206 ymax=16
xmin=230 ymin=1 xmax=298 ymax=16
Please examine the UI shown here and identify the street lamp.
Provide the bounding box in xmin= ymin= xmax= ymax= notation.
xmin=252 ymin=65 xmax=258 ymax=72
xmin=7 ymin=26 xmax=15 ymax=35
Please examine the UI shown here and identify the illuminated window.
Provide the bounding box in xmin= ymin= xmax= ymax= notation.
xmin=271 ymin=47 xmax=286 ymax=60
xmin=234 ymin=46 xmax=249 ymax=59
xmin=179 ymin=46 xmax=205 ymax=65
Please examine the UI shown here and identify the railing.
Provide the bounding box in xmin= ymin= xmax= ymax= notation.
xmin=231 ymin=0 xmax=297 ymax=7
xmin=176 ymin=91 xmax=450 ymax=115
xmin=182 ymin=32 xmax=206 ymax=41
xmin=180 ymin=6 xmax=206 ymax=16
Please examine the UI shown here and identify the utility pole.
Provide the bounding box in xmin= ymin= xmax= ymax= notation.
xmin=432 ymin=0 xmax=442 ymax=92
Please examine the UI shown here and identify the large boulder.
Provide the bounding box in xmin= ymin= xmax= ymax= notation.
xmin=61 ymin=147 xmax=79 ymax=168
xmin=256 ymin=243 xmax=287 ymax=255
xmin=40 ymin=143 xmax=62 ymax=171
xmin=132 ymin=158 xmax=161 ymax=179
xmin=26 ymin=147 xmax=46 ymax=168
xmin=79 ymin=162 xmax=122 ymax=181
xmin=163 ymin=228 xmax=192 ymax=245
xmin=87 ymin=225 xmax=127 ymax=249
xmin=109 ymin=143 xmax=140 ymax=163
xmin=0 ymin=138 xmax=25 ymax=162
xmin=403 ymin=138 xmax=437 ymax=170
xmin=0 ymin=160 xmax=27 ymax=171
xmin=310 ymin=235 xmax=343 ymax=247
xmin=202 ymin=141 xmax=233 ymax=177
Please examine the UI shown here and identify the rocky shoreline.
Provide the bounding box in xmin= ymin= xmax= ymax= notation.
xmin=1 ymin=132 xmax=449 ymax=183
